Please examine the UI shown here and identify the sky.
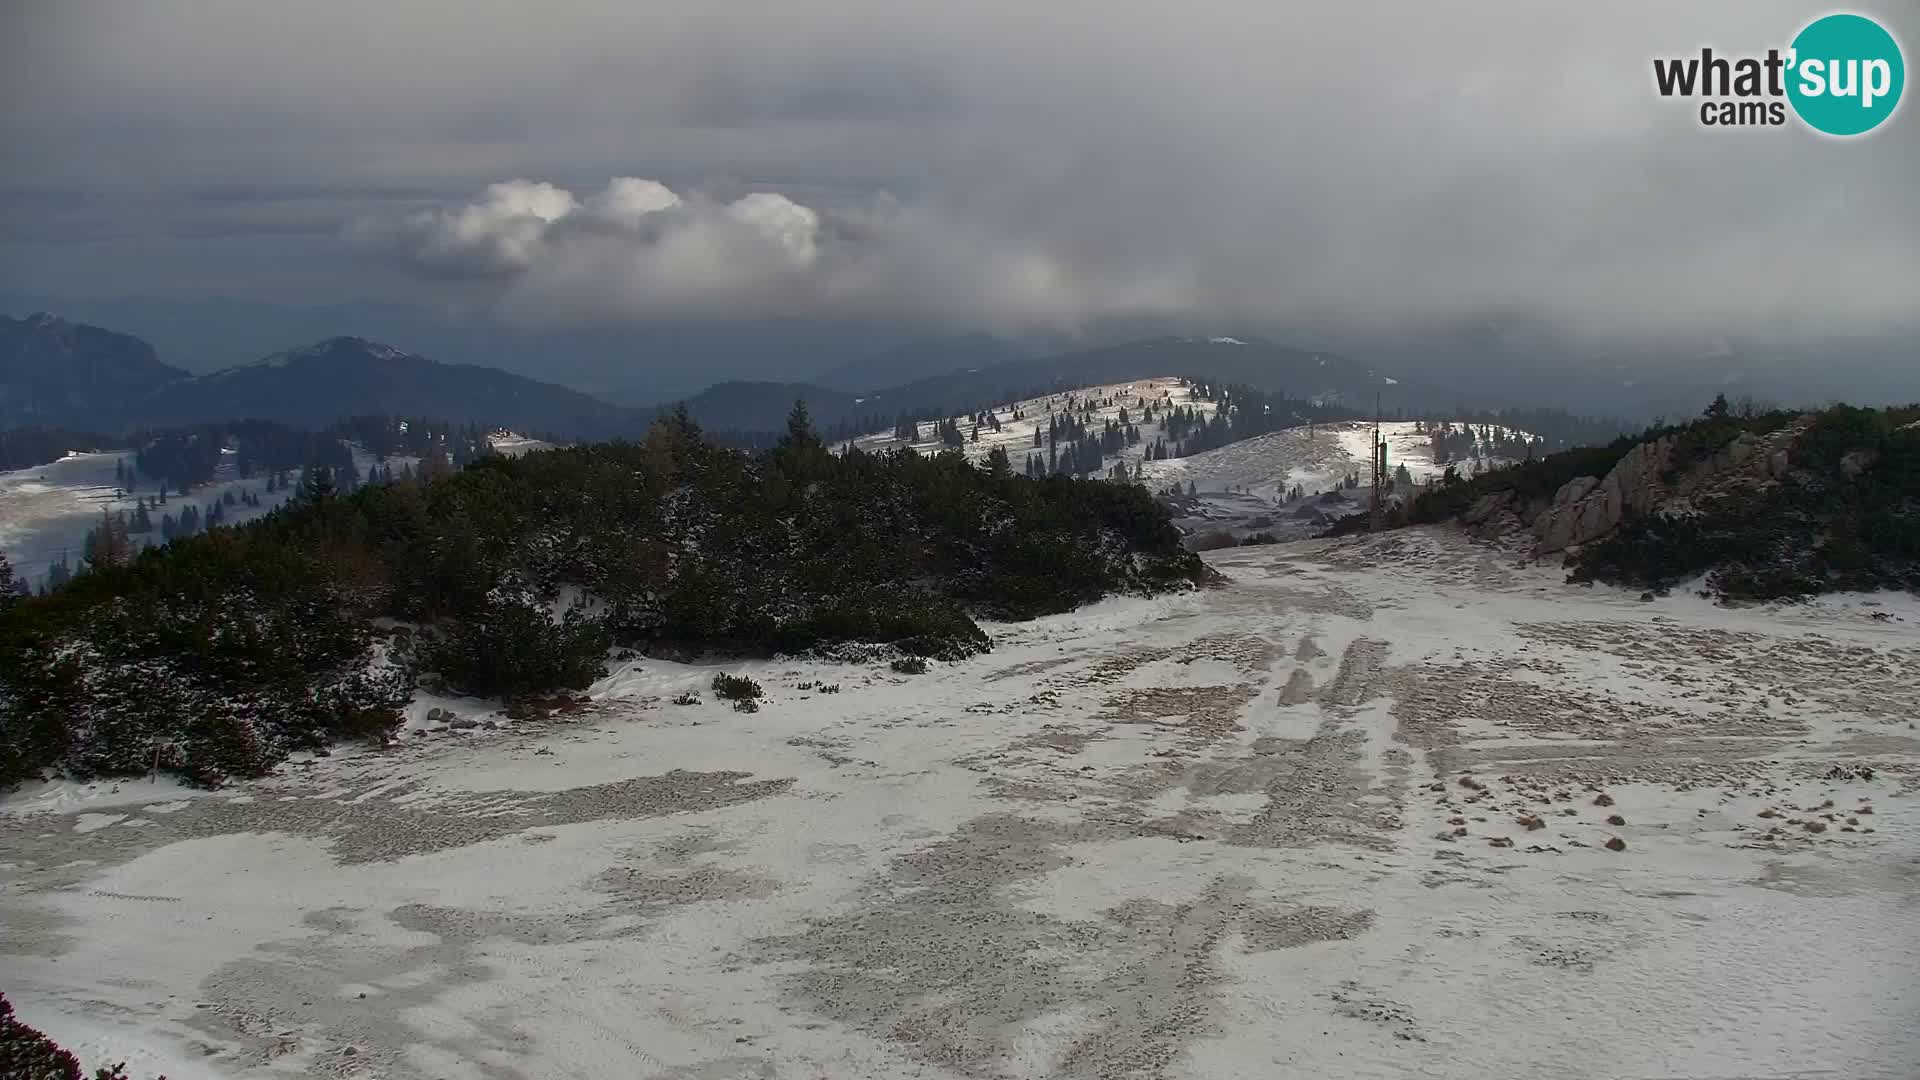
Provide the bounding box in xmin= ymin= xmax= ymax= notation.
xmin=2 ymin=2 xmax=1917 ymax=361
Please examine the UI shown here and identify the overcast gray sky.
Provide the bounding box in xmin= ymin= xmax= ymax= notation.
xmin=2 ymin=1 xmax=1915 ymax=342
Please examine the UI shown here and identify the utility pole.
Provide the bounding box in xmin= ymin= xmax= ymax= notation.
xmin=1369 ymin=392 xmax=1384 ymax=532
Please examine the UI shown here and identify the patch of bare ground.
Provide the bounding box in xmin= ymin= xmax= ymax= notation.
xmin=1516 ymin=620 xmax=1920 ymax=721
xmin=1382 ymin=653 xmax=1797 ymax=753
xmin=1303 ymin=530 xmax=1523 ymax=590
xmin=981 ymin=655 xmax=1083 ymax=683
xmin=1319 ymin=638 xmax=1389 ymax=708
xmin=1057 ymin=633 xmax=1276 ymax=692
xmin=749 ymin=817 xmax=1371 ymax=1079
xmin=1277 ymin=668 xmax=1316 ymax=705
xmin=1095 ymin=684 xmax=1261 ymax=746
xmin=0 ymin=769 xmax=796 ymax=893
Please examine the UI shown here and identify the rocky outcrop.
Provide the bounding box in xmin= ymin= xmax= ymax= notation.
xmin=1460 ymin=490 xmax=1528 ymax=546
xmin=1529 ymin=418 xmax=1810 ymax=556
xmin=1531 ymin=435 xmax=1676 ymax=554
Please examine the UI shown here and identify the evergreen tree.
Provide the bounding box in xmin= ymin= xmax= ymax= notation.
xmin=45 ymin=551 xmax=73 ymax=591
xmin=0 ymin=550 xmax=19 ymax=610
xmin=81 ymin=508 xmax=133 ymax=570
xmin=783 ymin=399 xmax=823 ymax=452
xmin=302 ymin=466 xmax=338 ymax=502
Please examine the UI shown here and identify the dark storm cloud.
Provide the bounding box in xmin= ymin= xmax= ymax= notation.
xmin=2 ymin=1 xmax=1916 ymax=337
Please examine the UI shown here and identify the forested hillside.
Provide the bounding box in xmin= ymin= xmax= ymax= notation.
xmin=0 ymin=406 xmax=1206 ymax=787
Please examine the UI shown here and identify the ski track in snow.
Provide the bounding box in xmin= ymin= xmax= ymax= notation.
xmin=3 ymin=528 xmax=1918 ymax=1079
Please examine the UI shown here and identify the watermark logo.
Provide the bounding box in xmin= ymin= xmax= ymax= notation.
xmin=1653 ymin=12 xmax=1904 ymax=135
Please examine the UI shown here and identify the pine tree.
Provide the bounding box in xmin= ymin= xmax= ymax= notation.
xmin=303 ymin=466 xmax=338 ymax=501
xmin=782 ymin=399 xmax=822 ymax=451
xmin=45 ymin=551 xmax=73 ymax=591
xmin=0 ymin=551 xmax=20 ymax=609
xmin=82 ymin=508 xmax=133 ymax=569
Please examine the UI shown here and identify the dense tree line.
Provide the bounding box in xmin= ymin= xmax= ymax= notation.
xmin=1409 ymin=406 xmax=1631 ymax=455
xmin=0 ymin=404 xmax=1206 ymax=787
xmin=127 ymin=415 xmax=507 ymax=496
xmin=0 ymin=427 xmax=118 ymax=471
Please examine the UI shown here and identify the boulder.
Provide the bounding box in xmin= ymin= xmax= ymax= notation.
xmin=1533 ymin=435 xmax=1675 ymax=554
xmin=1461 ymin=490 xmax=1513 ymax=526
xmin=1840 ymin=448 xmax=1879 ymax=479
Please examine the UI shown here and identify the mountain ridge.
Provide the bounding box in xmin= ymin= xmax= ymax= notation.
xmin=0 ymin=316 xmax=635 ymax=438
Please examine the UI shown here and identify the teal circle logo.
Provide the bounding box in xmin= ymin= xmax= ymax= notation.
xmin=1787 ymin=13 xmax=1905 ymax=135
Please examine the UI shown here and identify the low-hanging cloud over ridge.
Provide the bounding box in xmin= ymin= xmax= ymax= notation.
xmin=347 ymin=176 xmax=1194 ymax=331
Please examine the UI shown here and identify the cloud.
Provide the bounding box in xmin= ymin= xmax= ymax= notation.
xmin=347 ymin=180 xmax=576 ymax=277
xmin=7 ymin=1 xmax=1919 ymax=344
xmin=350 ymin=177 xmax=1194 ymax=330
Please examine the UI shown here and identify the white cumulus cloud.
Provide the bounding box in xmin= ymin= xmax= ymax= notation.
xmin=351 ymin=176 xmax=1190 ymax=330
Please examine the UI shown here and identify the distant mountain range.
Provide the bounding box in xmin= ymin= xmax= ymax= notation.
xmin=0 ymin=312 xmax=188 ymax=428
xmin=3 ymin=312 xmax=1473 ymax=446
xmin=675 ymin=336 xmax=1445 ymax=435
xmin=1 ymin=314 xmax=635 ymax=437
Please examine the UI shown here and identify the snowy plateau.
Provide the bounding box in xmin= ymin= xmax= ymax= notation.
xmin=3 ymin=527 xmax=1916 ymax=1080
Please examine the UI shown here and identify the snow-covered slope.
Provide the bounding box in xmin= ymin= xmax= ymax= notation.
xmin=846 ymin=375 xmax=1202 ymax=469
xmin=845 ymin=377 xmax=1526 ymax=505
xmin=1141 ymin=420 xmax=1527 ymax=501
xmin=4 ymin=528 xmax=1915 ymax=1079
xmin=0 ymin=444 xmax=412 ymax=591
xmin=485 ymin=431 xmax=555 ymax=457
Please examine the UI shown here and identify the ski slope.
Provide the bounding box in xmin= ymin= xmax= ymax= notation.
xmin=1143 ymin=420 xmax=1528 ymax=501
xmin=844 ymin=376 xmax=1528 ymax=505
xmin=846 ymin=376 xmax=1202 ymax=470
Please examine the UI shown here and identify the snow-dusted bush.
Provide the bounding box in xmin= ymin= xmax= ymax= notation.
xmin=710 ymin=672 xmax=762 ymax=701
xmin=411 ymin=583 xmax=609 ymax=698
